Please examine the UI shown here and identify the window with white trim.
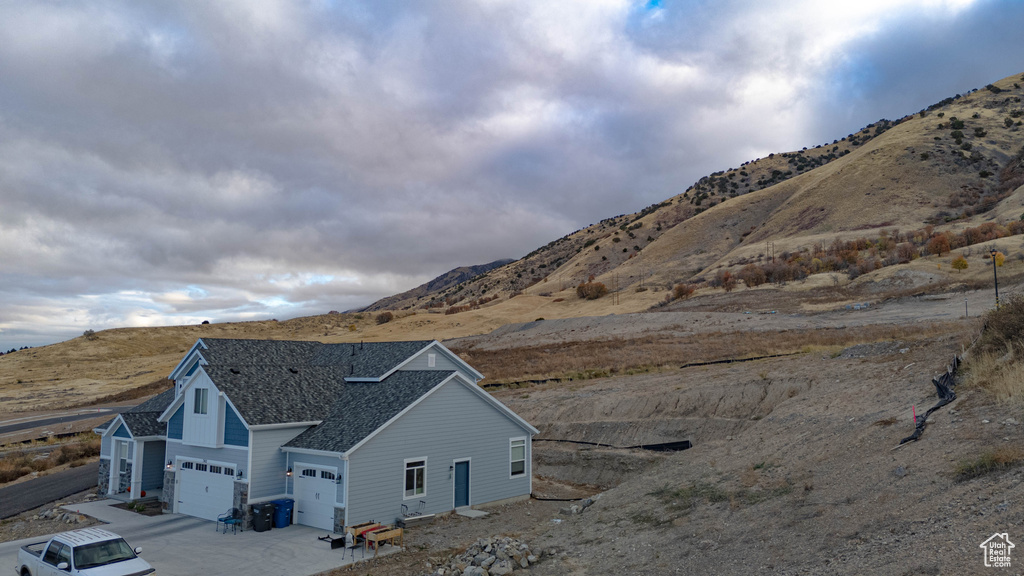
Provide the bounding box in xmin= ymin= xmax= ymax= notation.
xmin=209 ymin=465 xmax=222 ymax=474
xmin=117 ymin=441 xmax=129 ymax=473
xmin=321 ymin=470 xmax=335 ymax=481
xmin=404 ymin=459 xmax=426 ymax=498
xmin=193 ymin=388 xmax=208 ymax=415
xmin=181 ymin=461 xmax=194 ymax=470
xmin=427 ymin=353 xmax=436 ymax=368
xmin=301 ymin=468 xmax=317 ymax=478
xmin=510 ymin=438 xmax=526 ymax=477
xmin=223 ymin=467 xmax=235 ymax=477
xmin=195 ymin=463 xmax=208 ymax=472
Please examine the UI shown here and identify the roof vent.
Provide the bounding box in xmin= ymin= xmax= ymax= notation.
xmin=289 ymin=367 xmax=299 ymax=374
xmin=230 ymin=368 xmax=240 ymax=374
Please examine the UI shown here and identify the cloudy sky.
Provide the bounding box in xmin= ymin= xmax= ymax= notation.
xmin=2 ymin=0 xmax=1024 ymax=350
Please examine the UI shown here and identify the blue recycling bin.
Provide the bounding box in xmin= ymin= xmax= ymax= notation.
xmin=271 ymin=499 xmax=294 ymax=528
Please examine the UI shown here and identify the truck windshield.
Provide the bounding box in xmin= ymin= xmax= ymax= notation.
xmin=72 ymin=538 xmax=137 ymax=570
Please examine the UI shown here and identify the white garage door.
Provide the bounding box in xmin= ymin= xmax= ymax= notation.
xmin=177 ymin=460 xmax=236 ymax=522
xmin=294 ymin=464 xmax=338 ymax=531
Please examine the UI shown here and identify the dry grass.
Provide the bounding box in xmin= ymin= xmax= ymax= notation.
xmin=962 ymin=294 xmax=1024 ymax=403
xmin=955 ymin=446 xmax=1024 ymax=481
xmin=457 ymin=321 xmax=965 ymax=384
xmin=961 ymin=351 xmax=1024 ymax=404
xmin=0 ymin=434 xmax=100 ymax=484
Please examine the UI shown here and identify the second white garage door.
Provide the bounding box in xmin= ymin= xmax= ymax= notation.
xmin=294 ymin=464 xmax=338 ymax=531
xmin=177 ymin=460 xmax=235 ymax=521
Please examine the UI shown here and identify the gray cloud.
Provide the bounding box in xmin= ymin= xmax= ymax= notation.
xmin=1 ymin=0 xmax=1023 ymax=349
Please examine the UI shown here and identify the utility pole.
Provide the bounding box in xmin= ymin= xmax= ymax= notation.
xmin=990 ymin=247 xmax=1000 ymax=308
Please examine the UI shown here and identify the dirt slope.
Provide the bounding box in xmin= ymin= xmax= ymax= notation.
xmin=488 ymin=329 xmax=1021 ymax=575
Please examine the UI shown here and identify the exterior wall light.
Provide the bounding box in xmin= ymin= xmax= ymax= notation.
xmin=286 ymin=467 xmax=292 ymax=477
xmin=166 ymin=460 xmax=173 ymax=469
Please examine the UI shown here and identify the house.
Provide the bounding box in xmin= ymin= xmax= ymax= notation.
xmin=94 ymin=388 xmax=175 ymax=498
xmin=96 ymin=338 xmax=538 ymax=532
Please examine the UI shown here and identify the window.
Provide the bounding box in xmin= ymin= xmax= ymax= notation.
xmin=427 ymin=353 xmax=436 ymax=368
xmin=117 ymin=441 xmax=128 ymax=473
xmin=510 ymin=438 xmax=526 ymax=477
xmin=301 ymin=468 xmax=317 ymax=478
xmin=404 ymin=459 xmax=426 ymax=498
xmin=43 ymin=542 xmax=64 ymax=566
xmin=195 ymin=463 xmax=208 ymax=472
xmin=209 ymin=465 xmax=222 ymax=474
xmin=223 ymin=467 xmax=235 ymax=477
xmin=181 ymin=461 xmax=194 ymax=470
xmin=56 ymin=543 xmax=72 ymax=568
xmin=193 ymin=388 xmax=208 ymax=414
xmin=321 ymin=470 xmax=335 ymax=481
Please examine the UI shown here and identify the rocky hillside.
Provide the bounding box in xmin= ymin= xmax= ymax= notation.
xmin=374 ymin=72 xmax=1024 ymax=312
xmin=361 ymin=259 xmax=514 ymax=312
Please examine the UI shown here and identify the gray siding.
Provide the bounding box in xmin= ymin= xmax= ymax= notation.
xmin=101 ymin=433 xmax=112 ymax=457
xmin=168 ymin=406 xmax=183 ymax=440
xmin=399 ymin=348 xmax=461 ymax=373
xmin=166 ymin=441 xmax=248 ymax=471
xmin=346 ymin=379 xmax=532 ymax=526
xmin=249 ymin=427 xmax=309 ymax=500
xmin=224 ymin=405 xmax=248 ymax=447
xmin=141 ymin=440 xmax=166 ymax=490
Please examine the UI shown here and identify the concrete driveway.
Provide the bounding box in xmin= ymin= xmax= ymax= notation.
xmin=1 ymin=500 xmax=396 ymax=576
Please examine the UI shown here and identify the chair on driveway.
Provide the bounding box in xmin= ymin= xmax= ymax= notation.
xmin=217 ymin=508 xmax=243 ymax=534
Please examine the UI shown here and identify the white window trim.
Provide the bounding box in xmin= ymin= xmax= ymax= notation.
xmin=509 ymin=437 xmax=527 ymax=479
xmin=193 ymin=387 xmax=209 ymax=415
xmin=427 ymin=353 xmax=436 ymax=368
xmin=403 ymin=457 xmax=427 ymax=500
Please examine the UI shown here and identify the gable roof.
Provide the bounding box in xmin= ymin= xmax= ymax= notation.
xmin=99 ymin=388 xmax=175 ymax=438
xmin=195 ymin=338 xmax=436 ymax=380
xmin=201 ymin=365 xmax=344 ymax=426
xmin=283 ymin=370 xmax=457 ymax=454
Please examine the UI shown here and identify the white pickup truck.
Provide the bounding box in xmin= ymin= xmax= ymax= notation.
xmin=16 ymin=527 xmax=154 ymax=576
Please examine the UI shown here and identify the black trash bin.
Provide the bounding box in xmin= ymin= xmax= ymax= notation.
xmin=252 ymin=502 xmax=275 ymax=532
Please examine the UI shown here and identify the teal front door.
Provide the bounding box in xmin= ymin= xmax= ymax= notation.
xmin=454 ymin=461 xmax=469 ymax=508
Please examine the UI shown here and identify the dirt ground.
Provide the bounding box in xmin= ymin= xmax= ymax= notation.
xmin=4 ymin=282 xmax=1023 ymax=575
xmin=0 ymin=489 xmax=100 ymax=543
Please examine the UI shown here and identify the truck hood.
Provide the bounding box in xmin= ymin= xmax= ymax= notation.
xmin=79 ymin=557 xmax=154 ymax=576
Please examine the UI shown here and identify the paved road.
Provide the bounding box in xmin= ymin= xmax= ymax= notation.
xmin=0 ymin=461 xmax=98 ymax=519
xmin=0 ymin=410 xmax=114 ymax=436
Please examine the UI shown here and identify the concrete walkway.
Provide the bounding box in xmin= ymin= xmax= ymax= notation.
xmin=1 ymin=500 xmax=397 ymax=576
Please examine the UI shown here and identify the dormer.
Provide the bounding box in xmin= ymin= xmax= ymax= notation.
xmin=169 ymin=339 xmax=210 ymax=398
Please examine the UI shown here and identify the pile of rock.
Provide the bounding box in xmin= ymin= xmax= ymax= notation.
xmin=34 ymin=508 xmax=88 ymax=524
xmin=425 ymin=536 xmax=538 ymax=576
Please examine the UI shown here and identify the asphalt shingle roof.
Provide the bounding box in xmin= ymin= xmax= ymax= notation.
xmin=123 ymin=338 xmax=470 ymax=451
xmin=202 ymin=365 xmax=345 ymax=426
xmin=283 ymin=370 xmax=455 ymax=453
xmin=100 ymin=387 xmax=176 ymax=437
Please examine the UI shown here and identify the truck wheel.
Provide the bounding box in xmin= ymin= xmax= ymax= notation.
xmin=21 ymin=568 xmax=32 ymax=576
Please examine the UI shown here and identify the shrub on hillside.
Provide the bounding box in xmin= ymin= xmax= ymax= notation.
xmin=576 ymin=282 xmax=608 ymax=300
xmin=737 ymin=264 xmax=767 ymax=288
xmin=951 ymin=255 xmax=968 ymax=272
xmin=673 ymin=283 xmax=695 ymax=300
xmin=375 ymin=311 xmax=394 ymax=325
xmin=925 ymin=234 xmax=951 ymax=256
